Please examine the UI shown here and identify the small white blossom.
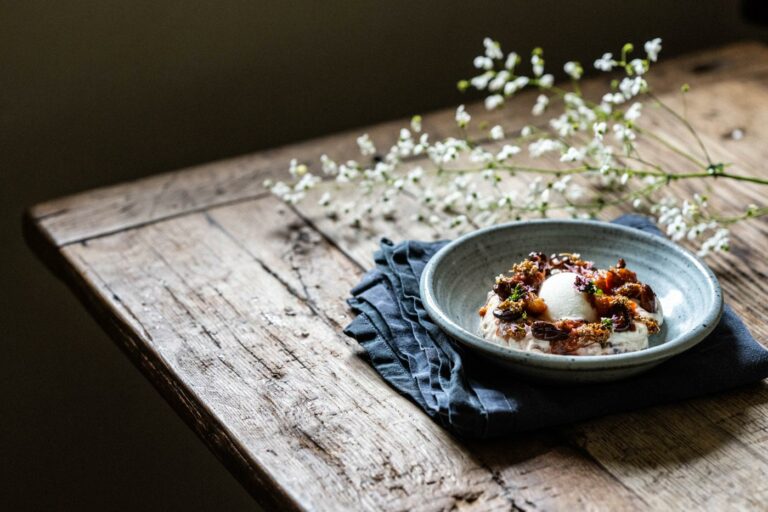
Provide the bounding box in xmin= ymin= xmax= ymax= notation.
xmin=532 ymin=94 xmax=549 ymax=116
xmin=289 ymin=158 xmax=308 ymax=178
xmin=485 ymin=94 xmax=505 ymax=110
xmin=560 ymin=146 xmax=586 ymax=162
xmin=564 ymin=61 xmax=583 ymax=79
xmin=593 ymin=121 xmax=607 ymax=140
xmin=469 ymin=147 xmax=494 ymax=163
xmin=490 ymin=125 xmax=505 ymax=140
xmin=697 ymin=228 xmax=730 ymax=256
xmin=531 ymin=54 xmax=544 ymax=76
xmin=528 ymin=138 xmax=561 ymax=157
xmin=407 ymin=166 xmax=424 ymax=183
xmin=602 ymin=92 xmax=625 ymax=105
xmin=320 ymin=154 xmax=337 ymax=175
xmin=356 ymin=134 xmax=376 ymax=156
xmin=504 ymin=52 xmax=519 ymax=71
xmin=483 ymin=37 xmax=503 ymax=60
xmin=549 ymin=114 xmax=573 ymax=137
xmin=521 ymin=126 xmax=533 ymax=137
xmin=552 ymin=175 xmax=572 ymax=192
xmin=619 ymin=76 xmax=646 ymax=99
xmin=613 ymin=123 xmax=636 ymax=142
xmin=496 ymin=144 xmax=520 ymax=161
xmin=455 ymin=104 xmax=471 ymax=127
xmin=629 ymin=58 xmax=647 ymax=75
xmin=624 ymin=102 xmax=643 ymax=122
xmin=488 ymin=70 xmax=511 ymax=91
xmin=503 ymin=76 xmax=529 ymax=96
xmin=470 ymin=71 xmax=494 ymax=90
xmin=410 ymin=115 xmax=422 ymax=133
xmin=538 ymin=74 xmax=554 ymax=88
xmin=644 ymin=37 xmax=662 ymax=62
xmin=473 ymin=56 xmax=494 ymax=70
xmin=594 ymin=52 xmax=614 ymax=71
xmin=318 ymin=192 xmax=331 ymax=207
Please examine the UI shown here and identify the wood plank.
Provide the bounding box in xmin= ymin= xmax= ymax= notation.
xmin=202 ymin=196 xmax=647 ymax=510
xmin=29 ymin=42 xmax=768 ymax=247
xmin=60 ymin=202 xmax=512 ymax=511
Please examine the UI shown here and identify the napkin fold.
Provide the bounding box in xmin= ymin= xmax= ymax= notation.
xmin=344 ymin=215 xmax=768 ymax=438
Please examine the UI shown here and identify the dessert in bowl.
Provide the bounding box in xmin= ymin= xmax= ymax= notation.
xmin=419 ymin=219 xmax=722 ymax=383
xmin=479 ymin=253 xmax=663 ymax=356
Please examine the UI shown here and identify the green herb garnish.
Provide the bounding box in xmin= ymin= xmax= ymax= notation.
xmin=508 ymin=283 xmax=525 ymax=301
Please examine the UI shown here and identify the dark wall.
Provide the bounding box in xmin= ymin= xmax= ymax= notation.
xmin=2 ymin=2 xmax=766 ymax=510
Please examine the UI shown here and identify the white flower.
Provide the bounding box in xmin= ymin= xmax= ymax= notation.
xmin=470 ymin=71 xmax=494 ymax=90
xmin=320 ymin=154 xmax=337 ymax=175
xmin=455 ymin=104 xmax=471 ymax=127
xmin=407 ymin=166 xmax=424 ymax=183
xmin=318 ymin=192 xmax=331 ymax=207
xmin=356 ymin=134 xmax=376 ymax=156
xmin=531 ymin=54 xmax=544 ymax=76
xmin=289 ymin=158 xmax=308 ymax=177
xmin=538 ymin=74 xmax=554 ymax=88
xmin=490 ymin=125 xmax=505 ymax=140
xmin=521 ymin=126 xmax=533 ymax=137
xmin=485 ymin=94 xmax=505 ymax=110
xmin=410 ymin=115 xmax=422 ymax=133
xmin=549 ymin=114 xmax=573 ymax=137
xmin=563 ymin=61 xmax=583 ymax=79
xmin=496 ymin=144 xmax=520 ymax=160
xmin=697 ymin=228 xmax=730 ymax=256
xmin=473 ymin=56 xmax=494 ymax=70
xmin=503 ymin=76 xmax=529 ymax=96
xmin=532 ymin=94 xmax=549 ymax=116
xmin=528 ymin=138 xmax=561 ymax=157
xmin=629 ymin=58 xmax=647 ymax=75
xmin=593 ymin=121 xmax=607 ymax=140
xmin=483 ymin=37 xmax=503 ymax=60
xmin=469 ymin=147 xmax=494 ymax=163
xmin=602 ymin=92 xmax=625 ymax=105
xmin=613 ymin=123 xmax=636 ymax=142
xmin=295 ymin=172 xmax=320 ymax=191
xmin=624 ymin=102 xmax=643 ymax=121
xmin=552 ymin=175 xmax=572 ymax=192
xmin=594 ymin=52 xmax=614 ymax=71
xmin=488 ymin=70 xmax=511 ymax=91
xmin=644 ymin=37 xmax=662 ymax=62
xmin=270 ymin=181 xmax=291 ymax=198
xmin=619 ymin=76 xmax=646 ymax=99
xmin=504 ymin=52 xmax=519 ymax=71
xmin=560 ymin=146 xmax=586 ymax=162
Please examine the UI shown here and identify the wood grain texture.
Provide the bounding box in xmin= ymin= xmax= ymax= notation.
xmin=25 ymin=42 xmax=768 ymax=511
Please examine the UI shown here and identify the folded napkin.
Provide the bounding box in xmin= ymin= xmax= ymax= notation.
xmin=344 ymin=215 xmax=768 ymax=438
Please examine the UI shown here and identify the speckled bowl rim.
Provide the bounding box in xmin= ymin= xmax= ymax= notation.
xmin=420 ymin=219 xmax=724 ymax=371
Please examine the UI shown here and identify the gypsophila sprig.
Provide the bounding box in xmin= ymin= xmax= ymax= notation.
xmin=267 ymin=37 xmax=768 ymax=256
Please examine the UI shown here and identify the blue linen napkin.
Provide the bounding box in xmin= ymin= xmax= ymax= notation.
xmin=344 ymin=215 xmax=768 ymax=439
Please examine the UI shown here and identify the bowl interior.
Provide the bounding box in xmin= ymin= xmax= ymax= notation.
xmin=427 ymin=220 xmax=720 ymax=359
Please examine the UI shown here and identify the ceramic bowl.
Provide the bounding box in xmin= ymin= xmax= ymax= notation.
xmin=419 ymin=219 xmax=723 ymax=383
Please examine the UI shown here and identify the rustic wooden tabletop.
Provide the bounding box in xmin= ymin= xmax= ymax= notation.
xmin=25 ymin=42 xmax=768 ymax=511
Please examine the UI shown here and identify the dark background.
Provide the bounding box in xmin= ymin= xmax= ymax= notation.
xmin=2 ymin=1 xmax=766 ymax=510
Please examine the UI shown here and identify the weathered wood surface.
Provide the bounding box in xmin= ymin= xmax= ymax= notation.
xmin=25 ymin=43 xmax=768 ymax=511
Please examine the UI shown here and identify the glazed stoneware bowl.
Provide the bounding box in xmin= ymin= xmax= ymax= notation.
xmin=420 ymin=219 xmax=723 ymax=383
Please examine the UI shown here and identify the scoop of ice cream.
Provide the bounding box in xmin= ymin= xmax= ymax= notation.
xmin=539 ymin=271 xmax=598 ymax=322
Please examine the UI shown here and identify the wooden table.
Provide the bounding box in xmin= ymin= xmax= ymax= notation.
xmin=25 ymin=43 xmax=768 ymax=511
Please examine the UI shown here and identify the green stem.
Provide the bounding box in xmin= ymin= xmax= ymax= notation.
xmin=635 ymin=126 xmax=708 ymax=169
xmin=647 ymin=91 xmax=713 ymax=165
